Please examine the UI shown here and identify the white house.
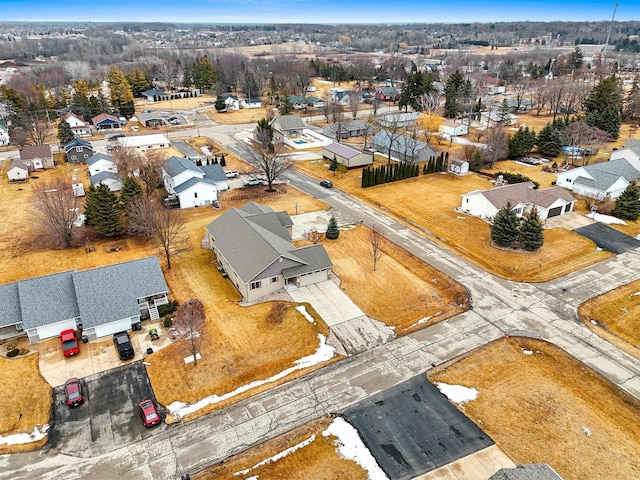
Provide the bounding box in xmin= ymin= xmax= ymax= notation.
xmin=7 ymin=162 xmax=29 ymax=182
xmin=162 ymin=156 xmax=225 ymax=209
xmin=449 ymin=159 xmax=470 ymax=175
xmin=610 ymin=146 xmax=640 ymax=170
xmin=439 ymin=120 xmax=469 ymax=137
xmin=118 ymin=134 xmax=170 ymax=151
xmin=556 ymin=158 xmax=640 ymax=200
xmin=62 ymin=112 xmax=92 ymax=137
xmin=0 ymin=125 xmax=9 ymax=146
xmin=461 ymin=182 xmax=576 ymax=220
xmin=87 ymin=153 xmax=117 ymax=177
xmin=240 ymin=98 xmax=262 ymax=109
xmin=223 ymin=94 xmax=240 ymax=111
xmin=322 ymin=142 xmax=373 ymax=168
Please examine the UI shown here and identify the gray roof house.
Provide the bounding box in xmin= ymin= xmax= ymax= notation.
xmin=173 ymin=140 xmax=206 ymax=161
xmin=90 ymin=171 xmax=123 ymax=191
xmin=64 ymin=138 xmax=94 ymax=164
xmin=20 ymin=144 xmax=54 ymax=169
xmin=0 ymin=256 xmax=169 ymax=343
xmin=370 ymin=130 xmax=437 ymax=163
xmin=322 ymin=142 xmax=373 ymax=168
xmin=162 ymin=156 xmax=227 ymax=209
xmin=270 ymin=114 xmax=306 ymax=143
xmin=205 ymin=202 xmax=332 ymax=302
xmin=322 ymin=120 xmax=373 ymax=140
xmin=556 ymin=158 xmax=640 ymax=200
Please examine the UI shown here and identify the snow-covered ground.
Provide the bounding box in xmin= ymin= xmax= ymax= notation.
xmin=409 ymin=311 xmax=442 ymax=329
xmin=295 ymin=305 xmax=316 ymax=324
xmin=436 ymin=383 xmax=479 ymax=405
xmin=586 ymin=213 xmax=627 ymax=225
xmin=234 ymin=434 xmax=316 ymax=476
xmin=0 ymin=425 xmax=49 ymax=446
xmin=167 ymin=334 xmax=335 ymax=419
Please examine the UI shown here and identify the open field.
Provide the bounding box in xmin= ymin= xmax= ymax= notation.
xmin=430 ymin=338 xmax=640 ymax=480
xmin=193 ymin=417 xmax=368 ymax=480
xmin=578 ymin=280 xmax=640 ymax=360
xmin=294 ymin=160 xmax=611 ymax=281
xmin=0 ymin=354 xmax=51 ymax=454
xmin=320 ymin=225 xmax=469 ymax=334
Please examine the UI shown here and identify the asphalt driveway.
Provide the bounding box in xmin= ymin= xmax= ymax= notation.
xmin=48 ymin=362 xmax=167 ymax=457
xmin=342 ymin=373 xmax=493 ymax=480
xmin=574 ymin=223 xmax=640 ymax=254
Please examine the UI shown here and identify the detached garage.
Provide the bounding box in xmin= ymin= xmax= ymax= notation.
xmin=322 ymin=142 xmax=373 ymax=168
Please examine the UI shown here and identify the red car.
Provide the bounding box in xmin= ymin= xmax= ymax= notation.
xmin=64 ymin=378 xmax=83 ymax=407
xmin=60 ymin=329 xmax=79 ymax=357
xmin=138 ymin=399 xmax=161 ymax=427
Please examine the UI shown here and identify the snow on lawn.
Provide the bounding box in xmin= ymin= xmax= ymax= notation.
xmin=295 ymin=305 xmax=316 ymax=324
xmin=0 ymin=425 xmax=49 ymax=446
xmin=322 ymin=417 xmax=389 ymax=480
xmin=167 ymin=334 xmax=335 ymax=419
xmin=409 ymin=311 xmax=442 ymax=329
xmin=629 ymin=292 xmax=640 ymax=297
xmin=522 ymin=349 xmax=534 ymax=355
xmin=586 ymin=213 xmax=627 ymax=225
xmin=436 ymin=383 xmax=478 ymax=405
xmin=234 ymin=434 xmax=316 ymax=476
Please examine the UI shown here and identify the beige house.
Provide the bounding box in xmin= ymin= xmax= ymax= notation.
xmin=20 ymin=144 xmax=54 ymax=169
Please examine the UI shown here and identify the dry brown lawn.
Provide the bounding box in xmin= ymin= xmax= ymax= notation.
xmin=192 ymin=417 xmax=368 ymax=480
xmin=295 ymin=160 xmax=611 ymax=281
xmin=321 ymin=225 xmax=469 ymax=334
xmin=485 ymin=159 xmax=557 ymax=188
xmin=578 ymin=280 xmax=640 ymax=360
xmin=135 ymin=93 xmax=217 ymax=112
xmin=430 ymin=338 xmax=640 ymax=480
xmin=0 ymin=354 xmax=51 ymax=454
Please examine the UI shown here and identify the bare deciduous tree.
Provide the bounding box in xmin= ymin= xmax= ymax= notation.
xmin=173 ymin=298 xmax=205 ymax=366
xmin=349 ymin=89 xmax=360 ymax=120
xmin=482 ymin=125 xmax=508 ymax=168
xmin=305 ymin=227 xmax=323 ymax=244
xmin=139 ymin=150 xmax=166 ymax=196
xmin=127 ymin=196 xmax=192 ymax=269
xmin=31 ymin=178 xmax=78 ymax=248
xmin=113 ymin=147 xmax=143 ymax=178
xmin=63 ymin=61 xmax=92 ymax=82
xmin=25 ymin=117 xmax=51 ymax=146
xmin=369 ymin=223 xmax=386 ymax=272
xmin=251 ymin=142 xmax=293 ymax=192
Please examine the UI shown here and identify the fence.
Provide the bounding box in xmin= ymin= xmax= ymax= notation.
xmin=222 ymin=185 xmax=288 ymax=202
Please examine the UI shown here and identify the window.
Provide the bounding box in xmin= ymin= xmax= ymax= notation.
xmin=76 ymin=147 xmax=82 ymax=152
xmin=194 ymin=192 xmax=198 ymax=198
xmin=250 ymin=281 xmax=261 ymax=290
xmin=271 ymin=277 xmax=278 ymax=284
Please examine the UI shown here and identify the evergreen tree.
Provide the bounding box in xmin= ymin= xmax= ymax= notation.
xmin=325 ymin=215 xmax=340 ymax=240
xmin=586 ymin=105 xmax=622 ymax=141
xmin=125 ymin=69 xmax=151 ymax=97
xmin=58 ymin=121 xmax=74 ymax=146
xmin=470 ymin=151 xmax=484 ymax=171
xmin=191 ymin=55 xmax=217 ymax=92
xmin=106 ymin=66 xmax=135 ymax=115
xmin=490 ymin=203 xmax=521 ymax=247
xmin=537 ymin=122 xmax=564 ymax=157
xmin=624 ymin=78 xmax=640 ymax=121
xmin=423 ymin=164 xmax=427 ymax=175
xmin=280 ymin=95 xmax=293 ymax=115
xmin=84 ymin=184 xmax=124 ymax=237
xmin=120 ymin=177 xmax=143 ymax=210
xmin=329 ymin=155 xmax=339 ymax=175
xmin=508 ymin=126 xmax=537 ymax=158
xmin=444 ymin=70 xmax=466 ymax=118
xmin=519 ymin=207 xmax=544 ymax=251
xmin=584 ymin=75 xmax=622 ymax=140
xmin=613 ymin=184 xmax=640 ymax=220
xmin=215 ymin=95 xmax=227 ymax=112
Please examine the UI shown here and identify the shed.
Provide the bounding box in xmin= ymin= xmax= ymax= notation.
xmin=439 ymin=120 xmax=469 ymax=137
xmin=7 ymin=162 xmax=29 ymax=182
xmin=322 ymin=142 xmax=373 ymax=168
xmin=449 ymin=159 xmax=470 ymax=175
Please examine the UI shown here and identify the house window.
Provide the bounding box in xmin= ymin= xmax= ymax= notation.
xmin=76 ymin=147 xmax=82 ymax=152
xmin=250 ymin=281 xmax=261 ymax=290
xmin=194 ymin=192 xmax=198 ymax=198
xmin=271 ymin=277 xmax=278 ymax=284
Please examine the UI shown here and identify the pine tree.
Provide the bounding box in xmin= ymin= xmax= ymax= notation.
xmin=490 ymin=203 xmax=521 ymax=247
xmin=325 ymin=215 xmax=340 ymax=240
xmin=329 ymin=155 xmax=339 ymax=175
xmin=537 ymin=122 xmax=564 ymax=157
xmin=624 ymin=78 xmax=640 ymax=121
xmin=215 ymin=96 xmax=227 ymax=112
xmin=191 ymin=55 xmax=217 ymax=92
xmin=508 ymin=126 xmax=537 ymax=158
xmin=519 ymin=207 xmax=544 ymax=251
xmin=120 ymin=177 xmax=143 ymax=210
xmin=423 ymin=164 xmax=427 ymax=175
xmin=58 ymin=121 xmax=74 ymax=146
xmin=280 ymin=95 xmax=293 ymax=115
xmin=85 ymin=184 xmax=124 ymax=237
xmin=613 ymin=184 xmax=640 ymax=220
xmin=584 ymin=75 xmax=622 ymax=140
xmin=470 ymin=151 xmax=484 ymax=171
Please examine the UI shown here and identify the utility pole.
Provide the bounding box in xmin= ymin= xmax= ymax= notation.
xmin=602 ymin=2 xmax=619 ymax=61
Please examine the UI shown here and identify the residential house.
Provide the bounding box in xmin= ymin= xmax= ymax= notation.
xmin=378 ymin=112 xmax=420 ymax=128
xmin=449 ymin=159 xmax=470 ymax=175
xmin=556 ymin=158 xmax=640 ymax=200
xmin=87 ymin=152 xmax=117 ymax=177
xmin=62 ymin=112 xmax=92 ymax=137
xmin=306 ymin=96 xmax=326 ymax=109
xmin=322 ymin=142 xmax=373 ymax=168
xmin=7 ymin=162 xmax=29 ymax=182
xmin=480 ymin=111 xmax=518 ymax=127
xmin=205 ymin=202 xmax=333 ymax=302
xmin=137 ymin=111 xmax=166 ymax=128
xmin=92 ymin=113 xmax=121 ymax=131
xmin=329 ymin=88 xmax=347 ymax=105
xmin=118 ymin=133 xmax=170 ymax=151
xmin=90 ymin=171 xmax=123 ymax=191
xmin=610 ymin=143 xmax=640 ymax=168
xmin=370 ymin=130 xmax=437 ymax=163
xmin=141 ymin=89 xmax=169 ymax=101
xmin=172 ymin=140 xmax=206 ymax=162
xmin=288 ymin=95 xmax=308 ymax=110
xmin=64 ymin=138 xmax=94 ymax=164
xmin=375 ymin=86 xmax=400 ymax=102
xmin=270 ymin=115 xmax=306 ymax=144
xmin=323 ymin=119 xmax=372 ymax=140
xmin=492 ymin=98 xmax=535 ymax=113
xmin=439 ymin=120 xmax=469 ymax=137
xmin=20 ymin=144 xmax=54 ymax=170
xmin=162 ymin=156 xmax=225 ymax=209
xmin=0 ymin=122 xmax=9 ymax=146
xmin=461 ymin=182 xmax=576 ymax=220
xmin=0 ymin=257 xmax=169 ymax=342
xmin=240 ymin=98 xmax=262 ymax=109
xmin=222 ymin=94 xmax=240 ymax=111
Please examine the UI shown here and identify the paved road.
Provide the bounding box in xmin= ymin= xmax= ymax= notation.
xmin=2 ymin=127 xmax=640 ymax=480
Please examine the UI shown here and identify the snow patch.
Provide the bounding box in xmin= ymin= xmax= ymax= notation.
xmin=582 ymin=426 xmax=592 ymax=437
xmin=200 ymin=146 xmax=212 ymax=156
xmin=436 ymin=383 xmax=478 ymax=405
xmin=586 ymin=213 xmax=627 ymax=225
xmin=409 ymin=311 xmax=442 ymax=328
xmin=234 ymin=435 xmax=316 ymax=476
xmin=629 ymin=291 xmax=640 ymax=297
xmin=322 ymin=417 xmax=389 ymax=480
xmin=167 ymin=334 xmax=335 ymax=418
xmin=590 ymin=319 xmax=598 ymax=325
xmin=0 ymin=424 xmax=49 ymax=446
xmin=522 ymin=349 xmax=534 ymax=355
xmin=295 ymin=305 xmax=316 ymax=324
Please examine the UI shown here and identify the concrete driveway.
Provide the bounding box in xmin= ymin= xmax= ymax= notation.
xmin=287 ymin=279 xmax=365 ymax=326
xmin=544 ymin=211 xmax=595 ymax=230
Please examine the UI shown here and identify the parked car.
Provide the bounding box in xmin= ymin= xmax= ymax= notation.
xmin=225 ymin=170 xmax=239 ymax=178
xmin=64 ymin=378 xmax=83 ymax=407
xmin=108 ymin=133 xmax=125 ymax=141
xmin=137 ymin=399 xmax=161 ymax=427
xmin=113 ymin=331 xmax=135 ymax=361
xmin=243 ymin=177 xmax=262 ymax=187
xmin=60 ymin=329 xmax=79 ymax=357
xmin=320 ymin=180 xmax=333 ymax=188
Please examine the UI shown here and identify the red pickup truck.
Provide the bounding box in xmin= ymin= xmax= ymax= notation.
xmin=60 ymin=329 xmax=80 ymax=357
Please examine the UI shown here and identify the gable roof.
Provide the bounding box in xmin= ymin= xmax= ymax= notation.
xmin=324 ymin=142 xmax=364 ymax=159
xmin=623 ymin=138 xmax=640 ymax=156
xmin=282 ymin=245 xmax=333 ymax=279
xmin=20 ymin=144 xmax=52 ymax=160
xmin=118 ymin=134 xmax=170 ymax=148
xmin=18 ymin=271 xmax=79 ymax=328
xmin=479 ymin=182 xmax=575 ymax=210
xmin=172 ymin=140 xmax=205 ymax=160
xmin=64 ymin=138 xmax=93 ymax=153
xmin=200 ymin=163 xmax=228 ymax=182
xmin=271 ymin=114 xmax=305 ymax=132
xmin=0 ymin=282 xmax=21 ymax=327
xmin=163 ymin=156 xmax=203 ymax=178
xmin=8 ymin=161 xmax=29 ymax=172
xmin=87 ymin=152 xmax=115 ymax=167
xmin=572 ymin=158 xmax=640 ymax=191
xmin=137 ymin=112 xmax=165 ymax=122
xmin=371 ymin=130 xmax=436 ymax=158
xmin=173 ymin=176 xmax=218 ymax=194
xmin=90 ymin=171 xmax=122 ymax=186
xmin=92 ymin=113 xmax=120 ymax=125
xmin=324 ymin=119 xmax=370 ymax=135
xmin=141 ymin=89 xmax=167 ymax=97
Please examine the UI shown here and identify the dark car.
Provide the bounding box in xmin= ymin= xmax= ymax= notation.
xmin=320 ymin=179 xmax=333 ymax=188
xmin=64 ymin=378 xmax=83 ymax=407
xmin=60 ymin=329 xmax=79 ymax=357
xmin=113 ymin=331 xmax=135 ymax=361
xmin=137 ymin=399 xmax=161 ymax=427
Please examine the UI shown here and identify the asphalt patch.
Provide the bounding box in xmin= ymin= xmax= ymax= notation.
xmin=575 ymin=223 xmax=640 ymax=254
xmin=342 ymin=374 xmax=492 ymax=480
xmin=48 ymin=361 xmax=167 ymax=457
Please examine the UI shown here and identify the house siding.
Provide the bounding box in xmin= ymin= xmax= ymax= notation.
xmin=92 ymin=316 xmax=137 ymax=340
xmin=33 ymin=318 xmax=78 ymax=343
xmin=254 ymin=257 xmax=303 ymax=282
xmin=177 ymin=183 xmax=218 ymax=209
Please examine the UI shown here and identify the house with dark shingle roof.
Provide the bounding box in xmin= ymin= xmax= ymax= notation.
xmin=556 ymin=158 xmax=640 ymax=200
xmin=20 ymin=144 xmax=54 ymax=169
xmin=370 ymin=130 xmax=437 ymax=163
xmin=64 ymin=138 xmax=94 ymax=164
xmin=0 ymin=257 xmax=169 ymax=342
xmin=162 ymin=156 xmax=226 ymax=209
xmin=461 ymin=182 xmax=576 ymax=220
xmin=205 ymin=202 xmax=332 ymax=302
xmin=322 ymin=119 xmax=372 ymax=140
xmin=270 ymin=114 xmax=306 ymax=143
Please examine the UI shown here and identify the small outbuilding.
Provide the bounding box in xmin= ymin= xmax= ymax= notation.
xmin=439 ymin=120 xmax=469 ymax=137
xmin=7 ymin=162 xmax=29 ymax=182
xmin=449 ymin=159 xmax=470 ymax=175
xmin=322 ymin=142 xmax=373 ymax=168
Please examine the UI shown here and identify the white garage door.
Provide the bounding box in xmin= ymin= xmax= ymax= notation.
xmin=36 ymin=319 xmax=78 ymax=341
xmin=298 ymin=270 xmax=329 ymax=287
xmin=93 ymin=317 xmax=136 ymax=339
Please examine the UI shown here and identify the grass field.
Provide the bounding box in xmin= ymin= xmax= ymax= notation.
xmin=321 ymin=225 xmax=469 ymax=333
xmin=578 ymin=280 xmax=640 ymax=360
xmin=294 ymin=160 xmax=611 ymax=281
xmin=430 ymin=338 xmax=640 ymax=480
xmin=0 ymin=354 xmax=51 ymax=454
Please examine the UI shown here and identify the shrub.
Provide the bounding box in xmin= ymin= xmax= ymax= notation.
xmin=6 ymin=348 xmax=19 ymax=358
xmin=158 ymin=300 xmax=179 ymax=316
xmin=163 ymin=316 xmax=173 ymax=328
xmin=5 ymin=342 xmax=16 ymax=351
xmin=496 ymin=171 xmax=540 ymax=189
xmin=18 ymin=348 xmax=29 ymax=356
xmin=267 ymin=302 xmax=288 ymax=326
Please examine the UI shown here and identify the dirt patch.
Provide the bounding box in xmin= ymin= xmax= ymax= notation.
xmin=430 ymin=338 xmax=640 ymax=480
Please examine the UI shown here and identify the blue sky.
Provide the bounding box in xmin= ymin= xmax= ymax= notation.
xmin=1 ymin=0 xmax=637 ymax=23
